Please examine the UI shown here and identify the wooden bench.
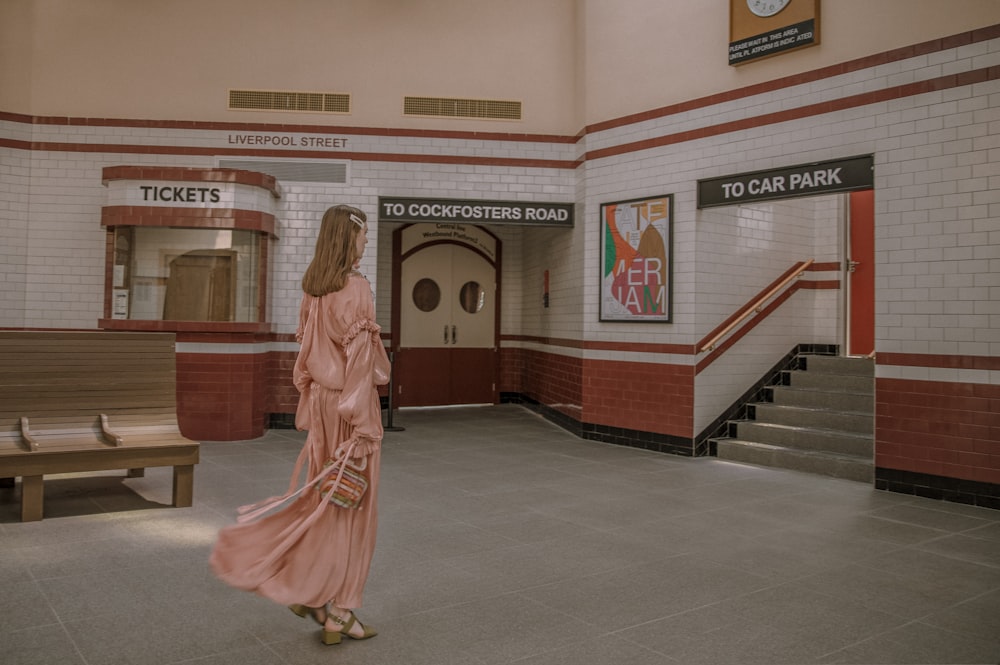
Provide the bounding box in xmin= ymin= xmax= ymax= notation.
xmin=0 ymin=331 xmax=199 ymax=521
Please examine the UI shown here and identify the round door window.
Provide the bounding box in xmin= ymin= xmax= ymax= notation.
xmin=459 ymin=281 xmax=485 ymax=314
xmin=412 ymin=278 xmax=441 ymax=312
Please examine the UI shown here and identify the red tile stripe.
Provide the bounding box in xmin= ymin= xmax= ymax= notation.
xmin=102 ymin=165 xmax=281 ymax=198
xmin=586 ymin=66 xmax=1000 ymax=161
xmin=101 ymin=206 xmax=276 ymax=236
xmin=877 ymin=353 xmax=1000 ymax=371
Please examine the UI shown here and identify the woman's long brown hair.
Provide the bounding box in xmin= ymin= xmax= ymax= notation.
xmin=301 ymin=205 xmax=366 ymax=296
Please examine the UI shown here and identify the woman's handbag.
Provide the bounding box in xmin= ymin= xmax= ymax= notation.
xmin=317 ymin=456 xmax=368 ymax=509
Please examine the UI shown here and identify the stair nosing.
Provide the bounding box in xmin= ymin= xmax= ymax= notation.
xmin=752 ymin=403 xmax=874 ymax=418
xmin=734 ymin=420 xmax=873 ymax=440
xmin=771 ymin=385 xmax=873 ymax=396
xmin=715 ymin=438 xmax=873 ymax=463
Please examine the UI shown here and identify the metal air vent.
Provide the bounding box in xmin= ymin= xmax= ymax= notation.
xmin=229 ymin=89 xmax=350 ymax=114
xmin=403 ymin=96 xmax=521 ymax=121
xmin=218 ymin=160 xmax=348 ymax=184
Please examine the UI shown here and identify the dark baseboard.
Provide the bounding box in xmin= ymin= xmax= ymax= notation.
xmin=876 ymin=467 xmax=1000 ymax=510
xmin=503 ymin=393 xmax=695 ymax=457
xmin=267 ymin=413 xmax=296 ymax=430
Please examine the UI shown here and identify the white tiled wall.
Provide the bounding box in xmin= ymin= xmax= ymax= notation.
xmin=0 ymin=122 xmax=30 ymax=327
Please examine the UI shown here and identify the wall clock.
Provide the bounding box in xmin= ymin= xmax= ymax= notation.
xmin=747 ymin=0 xmax=790 ymax=17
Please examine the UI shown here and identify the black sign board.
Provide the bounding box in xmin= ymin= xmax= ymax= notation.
xmin=697 ymin=155 xmax=874 ymax=208
xmin=729 ymin=19 xmax=817 ymax=65
xmin=379 ymin=197 xmax=574 ymax=227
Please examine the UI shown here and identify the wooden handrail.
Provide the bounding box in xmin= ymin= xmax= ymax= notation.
xmin=699 ymin=258 xmax=814 ymax=353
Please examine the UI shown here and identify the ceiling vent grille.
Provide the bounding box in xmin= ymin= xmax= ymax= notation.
xmin=229 ymin=89 xmax=350 ymax=114
xmin=403 ymin=96 xmax=521 ymax=121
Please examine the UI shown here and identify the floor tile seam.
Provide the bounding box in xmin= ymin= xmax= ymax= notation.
xmin=467 ymin=550 xmax=696 ymax=589
xmin=464 ymin=551 xmax=701 ymax=602
xmin=868 ymin=511 xmax=998 ymax=535
xmin=209 ymin=640 xmax=286 ymax=665
xmin=808 ymin=618 xmax=927 ymax=664
xmin=506 ymin=632 xmax=683 ymax=665
xmin=5 ymin=530 xmax=175 ymax=561
xmin=443 ymin=510 xmax=611 ymax=538
xmin=741 ymin=520 xmax=950 ymax=552
xmin=500 ymin=588 xmax=692 ymax=645
xmin=913 ymin=528 xmax=1000 ymax=552
xmin=28 ymin=557 xmax=180 ymax=584
xmin=896 ymin=500 xmax=1000 ymax=523
xmin=32 ymin=585 xmax=104 ymax=664
xmin=777 ymin=565 xmax=965 ymax=626
xmin=911 ymin=538 xmax=1000 ymax=572
xmin=947 ymin=584 xmax=1000 ymax=609
xmin=831 ymin=611 xmax=1000 ymax=656
xmin=850 ymin=555 xmax=1000 ymax=600
xmin=382 ymin=587 xmax=581 ymax=626
xmin=599 ymin=596 xmax=780 ymax=656
xmin=420 ymin=538 xmax=616 ymax=568
xmin=843 ymin=511 xmax=958 ymax=535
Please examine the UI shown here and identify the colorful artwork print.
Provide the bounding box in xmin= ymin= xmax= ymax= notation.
xmin=600 ymin=195 xmax=672 ymax=322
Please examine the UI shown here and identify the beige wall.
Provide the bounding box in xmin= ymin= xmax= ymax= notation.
xmin=581 ymin=0 xmax=1000 ymax=126
xmin=3 ymin=1 xmax=1000 ymax=133
xmin=0 ymin=0 xmax=33 ymax=108
xmin=0 ymin=0 xmax=579 ymax=134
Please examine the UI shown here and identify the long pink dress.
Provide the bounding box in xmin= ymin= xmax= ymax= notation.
xmin=210 ymin=273 xmax=390 ymax=610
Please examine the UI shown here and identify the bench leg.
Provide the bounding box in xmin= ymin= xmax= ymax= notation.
xmin=126 ymin=468 xmax=145 ymax=478
xmin=21 ymin=475 xmax=43 ymax=522
xmin=172 ymin=465 xmax=194 ymax=507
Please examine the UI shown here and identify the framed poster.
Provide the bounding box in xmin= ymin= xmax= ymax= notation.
xmin=599 ymin=194 xmax=673 ymax=322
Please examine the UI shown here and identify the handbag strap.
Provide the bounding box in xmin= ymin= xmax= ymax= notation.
xmin=318 ymin=441 xmax=363 ymax=503
xmin=236 ymin=440 xmax=361 ymax=523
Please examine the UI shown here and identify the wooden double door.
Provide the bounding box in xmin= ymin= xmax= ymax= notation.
xmin=393 ymin=230 xmax=498 ymax=406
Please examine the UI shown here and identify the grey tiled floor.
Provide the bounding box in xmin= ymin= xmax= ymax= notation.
xmin=2 ymin=404 xmax=999 ymax=665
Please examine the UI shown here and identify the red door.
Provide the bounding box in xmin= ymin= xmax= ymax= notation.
xmin=848 ymin=190 xmax=875 ymax=356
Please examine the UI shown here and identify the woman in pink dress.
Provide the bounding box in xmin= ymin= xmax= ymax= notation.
xmin=210 ymin=204 xmax=390 ymax=646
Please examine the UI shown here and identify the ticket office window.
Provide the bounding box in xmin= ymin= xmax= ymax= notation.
xmin=112 ymin=227 xmax=261 ymax=322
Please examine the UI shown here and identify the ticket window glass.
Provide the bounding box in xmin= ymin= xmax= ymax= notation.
xmin=111 ymin=227 xmax=260 ymax=322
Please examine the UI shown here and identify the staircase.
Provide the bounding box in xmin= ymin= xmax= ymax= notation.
xmin=713 ymin=355 xmax=874 ymax=482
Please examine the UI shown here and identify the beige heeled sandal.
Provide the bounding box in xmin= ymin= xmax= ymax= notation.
xmin=321 ymin=610 xmax=378 ymax=645
xmin=288 ymin=604 xmax=325 ymax=626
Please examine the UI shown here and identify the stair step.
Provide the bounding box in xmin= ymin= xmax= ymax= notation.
xmin=751 ymin=403 xmax=873 ymax=434
xmin=784 ymin=370 xmax=873 ymax=394
xmin=731 ymin=421 xmax=873 ymax=457
xmin=714 ymin=438 xmax=873 ymax=483
xmin=768 ymin=385 xmax=873 ymax=412
xmin=802 ymin=355 xmax=874 ymax=377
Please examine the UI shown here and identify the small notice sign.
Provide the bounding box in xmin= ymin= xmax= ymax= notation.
xmin=729 ymin=0 xmax=820 ymax=66
xmin=729 ymin=19 xmax=816 ymax=65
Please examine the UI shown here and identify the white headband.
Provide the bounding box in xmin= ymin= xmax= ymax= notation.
xmin=349 ymin=212 xmax=365 ymax=228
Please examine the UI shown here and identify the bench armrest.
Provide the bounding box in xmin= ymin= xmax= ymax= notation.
xmin=100 ymin=414 xmax=124 ymax=447
xmin=19 ymin=417 xmax=39 ymax=451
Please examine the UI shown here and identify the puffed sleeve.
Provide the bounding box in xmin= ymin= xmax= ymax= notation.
xmin=335 ymin=276 xmax=390 ymax=459
xmin=292 ymin=295 xmax=315 ymax=430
